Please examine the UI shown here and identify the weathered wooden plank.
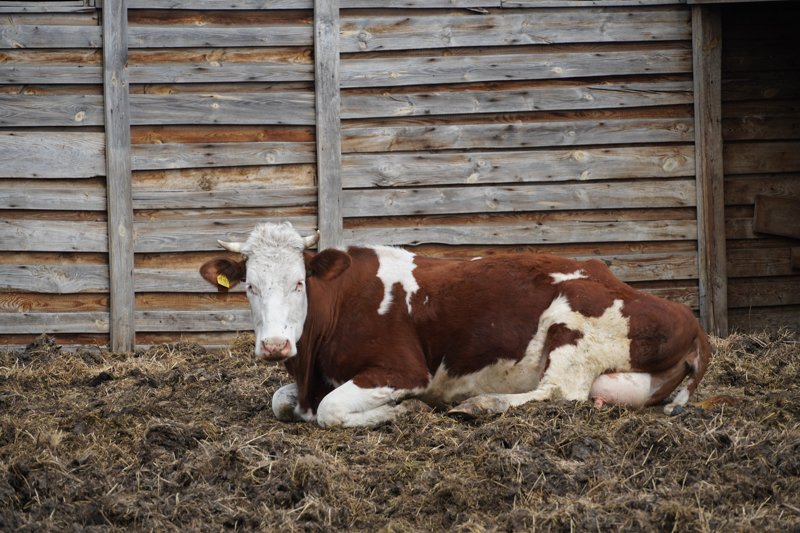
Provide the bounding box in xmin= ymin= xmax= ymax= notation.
xmin=132 ymin=186 xmax=317 ymax=209
xmin=341 ymin=47 xmax=691 ymax=88
xmin=0 ymin=2 xmax=92 ymax=14
xmin=724 ymin=174 xmax=800 ymax=206
xmin=0 ymin=293 xmax=108 ymax=313
xmin=0 ymin=182 xmax=106 ymax=210
xmin=0 ymin=25 xmax=101 ymax=49
xmin=130 ymin=141 xmax=315 ymax=170
xmin=0 ymin=132 xmax=105 ymax=178
xmin=340 ymin=9 xmax=690 ymax=53
xmin=133 ymin=216 xmax=317 ymax=253
xmin=792 ymin=247 xmax=800 ymax=271
xmin=128 ymin=62 xmax=314 ymax=84
xmin=0 ymin=312 xmax=109 ymax=334
xmin=630 ymin=284 xmax=698 ymax=308
xmin=753 ymin=195 xmax=800 ymax=239
xmin=340 ymin=0 xmax=683 ymax=6
xmin=134 ymin=310 xmax=252 ymax=332
xmin=342 ymin=145 xmax=695 ymax=188
xmin=723 ymin=111 xmax=800 ymax=142
xmin=505 ymin=0 xmax=685 ymax=6
xmin=724 ymin=141 xmax=800 ymax=175
xmin=315 ymin=0 xmax=343 ymax=249
xmin=0 ymin=64 xmax=102 ymax=84
xmin=134 ymin=268 xmax=238 ymax=292
xmin=728 ymin=277 xmax=800 ymax=308
xmin=342 ymin=117 xmax=694 ymax=153
xmin=729 ymin=305 xmax=800 ymax=333
xmin=0 ymin=264 xmax=108 ymax=293
xmin=341 ymin=80 xmax=693 ymax=119
xmin=126 ymin=25 xmax=312 ymax=48
xmin=103 ymin=0 xmax=135 ymax=352
xmin=343 ymin=180 xmax=696 ymax=217
xmin=344 ymin=219 xmax=698 ymax=246
xmin=727 ymin=244 xmax=797 ymax=278
xmin=130 ymin=92 xmax=315 ymax=125
xmin=124 ymin=0 xmax=313 ymax=8
xmin=0 ymin=94 xmax=103 ymax=127
xmin=693 ymin=4 xmax=727 ymax=336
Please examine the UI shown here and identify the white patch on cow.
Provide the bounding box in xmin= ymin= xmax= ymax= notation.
xmin=550 ymin=270 xmax=587 ymax=284
xmin=589 ymin=372 xmax=653 ymax=408
xmin=447 ymin=295 xmax=636 ymax=414
xmin=373 ymin=246 xmax=419 ymax=315
xmin=315 ymin=380 xmax=416 ymax=427
xmin=663 ymin=387 xmax=690 ymax=415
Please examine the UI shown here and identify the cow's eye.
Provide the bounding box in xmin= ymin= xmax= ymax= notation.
xmin=295 ymin=280 xmax=304 ymax=292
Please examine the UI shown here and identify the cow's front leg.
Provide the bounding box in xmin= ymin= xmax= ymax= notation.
xmin=315 ymin=380 xmax=418 ymax=428
xmin=271 ymin=383 xmax=314 ymax=422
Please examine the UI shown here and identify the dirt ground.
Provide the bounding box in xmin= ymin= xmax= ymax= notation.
xmin=0 ymin=328 xmax=798 ymax=532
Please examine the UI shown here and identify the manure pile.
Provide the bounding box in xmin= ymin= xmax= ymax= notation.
xmin=0 ymin=329 xmax=798 ymax=532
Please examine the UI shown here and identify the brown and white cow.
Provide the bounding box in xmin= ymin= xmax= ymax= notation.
xmin=200 ymin=222 xmax=711 ymax=427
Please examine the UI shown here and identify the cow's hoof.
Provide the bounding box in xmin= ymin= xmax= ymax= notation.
xmin=448 ymin=395 xmax=508 ymax=419
xmin=400 ymin=399 xmax=433 ymax=415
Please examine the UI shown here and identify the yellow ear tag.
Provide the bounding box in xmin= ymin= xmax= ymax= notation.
xmin=217 ymin=273 xmax=231 ymax=289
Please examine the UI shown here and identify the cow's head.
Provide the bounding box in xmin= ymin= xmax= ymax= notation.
xmin=200 ymin=222 xmax=350 ymax=361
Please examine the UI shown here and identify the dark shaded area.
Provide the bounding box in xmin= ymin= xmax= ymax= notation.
xmin=0 ymin=330 xmax=798 ymax=531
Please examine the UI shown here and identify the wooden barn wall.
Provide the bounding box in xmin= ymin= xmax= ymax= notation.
xmin=12 ymin=0 xmax=782 ymax=348
xmin=337 ymin=2 xmax=700 ymax=309
xmin=721 ymin=2 xmax=800 ymax=331
xmin=0 ymin=0 xmax=318 ymax=348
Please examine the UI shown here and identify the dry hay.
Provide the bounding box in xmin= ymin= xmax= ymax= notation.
xmin=0 ymin=328 xmax=798 ymax=532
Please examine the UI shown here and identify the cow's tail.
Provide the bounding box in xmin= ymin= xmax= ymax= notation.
xmin=663 ymin=331 xmax=713 ymax=415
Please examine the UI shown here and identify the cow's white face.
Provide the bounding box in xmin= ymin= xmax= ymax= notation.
xmin=243 ymin=249 xmax=308 ymax=360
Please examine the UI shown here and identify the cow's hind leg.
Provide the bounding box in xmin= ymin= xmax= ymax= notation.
xmin=315 ymin=380 xmax=419 ymax=428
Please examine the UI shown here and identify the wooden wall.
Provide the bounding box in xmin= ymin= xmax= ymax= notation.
xmin=1 ymin=0 xmax=796 ymax=349
xmin=338 ymin=1 xmax=700 ymax=310
xmin=722 ymin=1 xmax=800 ymax=331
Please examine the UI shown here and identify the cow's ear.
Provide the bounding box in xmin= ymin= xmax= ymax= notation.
xmin=306 ymin=249 xmax=351 ymax=281
xmin=200 ymin=258 xmax=246 ymax=292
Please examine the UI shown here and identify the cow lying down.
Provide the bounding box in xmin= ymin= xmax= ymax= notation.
xmin=201 ymin=222 xmax=711 ymax=428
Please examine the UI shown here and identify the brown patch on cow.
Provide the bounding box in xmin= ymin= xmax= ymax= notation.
xmin=541 ymin=323 xmax=584 ymax=378
xmin=199 ymin=257 xmax=246 ymax=292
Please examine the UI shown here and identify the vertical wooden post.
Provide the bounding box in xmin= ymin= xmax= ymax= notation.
xmin=692 ymin=5 xmax=728 ymax=337
xmin=314 ymin=0 xmax=343 ymax=249
xmin=102 ymin=0 xmax=135 ymax=351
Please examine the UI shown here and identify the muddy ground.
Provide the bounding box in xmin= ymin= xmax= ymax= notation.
xmin=0 ymin=329 xmax=798 ymax=532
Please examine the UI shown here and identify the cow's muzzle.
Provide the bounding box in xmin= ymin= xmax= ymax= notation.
xmin=260 ymin=337 xmax=292 ymax=361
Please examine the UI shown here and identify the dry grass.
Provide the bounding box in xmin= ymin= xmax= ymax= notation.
xmin=0 ymin=329 xmax=798 ymax=532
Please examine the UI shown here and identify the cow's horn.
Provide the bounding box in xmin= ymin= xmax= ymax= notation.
xmin=303 ymin=231 xmax=320 ymax=249
xmin=218 ymin=240 xmax=244 ymax=253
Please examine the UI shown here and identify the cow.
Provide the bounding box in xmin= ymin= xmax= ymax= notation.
xmin=200 ymin=222 xmax=711 ymax=428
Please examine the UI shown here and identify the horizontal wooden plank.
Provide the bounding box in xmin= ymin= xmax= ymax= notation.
xmin=127 ymin=25 xmax=312 ymax=49
xmin=341 ymin=46 xmax=691 ymax=88
xmin=135 ymin=310 xmax=252 ymax=332
xmin=0 ymin=312 xmax=109 ymax=334
xmin=0 ymin=64 xmax=102 ymax=84
xmin=0 ymin=180 xmax=106 ymax=210
xmin=753 ymin=195 xmax=800 ymax=239
xmin=0 ymin=94 xmax=103 ymax=127
xmin=0 ymin=220 xmax=108 ymax=252
xmin=344 ymin=218 xmax=698 ymax=246
xmin=133 ymin=215 xmax=317 ymax=253
xmin=724 ymin=141 xmax=800 ymax=175
xmin=340 ymin=8 xmax=690 ymax=53
xmin=0 ymin=132 xmax=105 ymax=178
xmin=722 ymin=73 xmax=800 ymax=102
xmin=342 ymin=117 xmax=693 ymax=153
xmin=341 ymin=79 xmax=693 ymax=119
xmin=340 ymin=0 xmax=683 ymax=6
xmin=0 ymin=25 xmax=101 ymax=49
xmin=343 ymin=179 xmax=696 ymax=217
xmin=0 ymin=2 xmax=92 ymax=14
xmin=723 ymin=112 xmax=800 ymax=142
xmin=729 ymin=305 xmax=800 ymax=333
xmin=130 ymin=141 xmax=316 ymax=170
xmin=505 ymin=1 xmax=685 ymax=5
xmin=342 ymin=145 xmax=695 ymax=187
xmin=132 ymin=186 xmax=317 ymax=209
xmin=727 ymin=244 xmax=797 ymax=278
xmin=134 ymin=268 xmax=231 ymax=292
xmin=0 ymin=264 xmax=108 ymax=293
xmin=728 ymin=277 xmax=800 ymax=308
xmin=124 ymin=0 xmax=313 ymax=8
xmin=633 ymin=284 xmax=698 ymax=308
xmin=130 ymin=91 xmax=315 ymax=125
xmin=724 ymin=174 xmax=800 ymax=206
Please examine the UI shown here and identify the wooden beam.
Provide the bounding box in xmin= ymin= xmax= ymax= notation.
xmin=692 ymin=5 xmax=728 ymax=336
xmin=314 ymin=0 xmax=342 ymax=249
xmin=102 ymin=0 xmax=135 ymax=352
